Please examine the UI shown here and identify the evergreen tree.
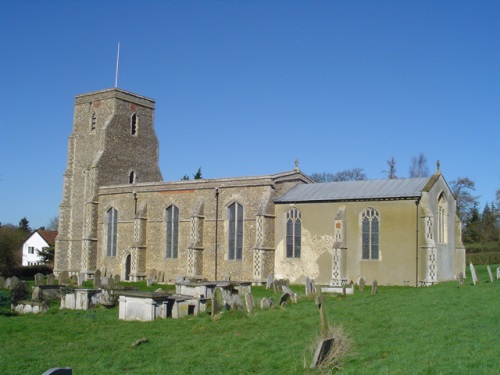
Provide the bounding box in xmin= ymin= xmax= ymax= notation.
xmin=481 ymin=203 xmax=499 ymax=243
xmin=462 ymin=204 xmax=481 ymax=243
xmin=193 ymin=167 xmax=202 ymax=180
xmin=18 ymin=217 xmax=31 ymax=233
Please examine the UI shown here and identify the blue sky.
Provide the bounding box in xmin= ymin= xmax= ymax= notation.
xmin=1 ymin=1 xmax=498 ymax=229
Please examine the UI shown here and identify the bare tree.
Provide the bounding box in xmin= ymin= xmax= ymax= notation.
xmin=47 ymin=216 xmax=59 ymax=231
xmin=383 ymin=157 xmax=397 ymax=179
xmin=450 ymin=177 xmax=479 ymax=222
xmin=310 ymin=168 xmax=367 ymax=183
xmin=409 ymin=153 xmax=429 ymax=178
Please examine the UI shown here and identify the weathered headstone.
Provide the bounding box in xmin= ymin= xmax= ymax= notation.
xmin=10 ymin=281 xmax=27 ymax=304
xmin=175 ymin=275 xmax=184 ymax=284
xmin=266 ymin=274 xmax=274 ymax=289
xmin=260 ymin=297 xmax=270 ymax=309
xmin=59 ymin=271 xmax=69 ymax=285
xmin=233 ymin=294 xmax=244 ymax=310
xmin=305 ymin=276 xmax=312 ymax=296
xmin=34 ymin=273 xmax=45 ymax=286
xmin=108 ymin=277 xmax=115 ymax=288
xmin=70 ymin=275 xmax=78 ymax=285
xmin=268 ymin=297 xmax=274 ymax=308
xmin=41 ymin=367 xmax=73 ymax=375
xmin=114 ymin=274 xmax=120 ymax=284
xmin=46 ymin=274 xmax=56 ymax=285
xmin=211 ymin=287 xmax=224 ymax=318
xmin=100 ymin=265 xmax=107 ymax=277
xmin=310 ymin=338 xmax=335 ymax=369
xmin=146 ymin=278 xmax=154 ymax=287
xmin=358 ymin=276 xmax=365 ymax=292
xmin=245 ymin=292 xmax=254 ymax=314
xmin=310 ymin=280 xmax=317 ymax=294
xmin=32 ymin=286 xmax=42 ymax=301
xmin=315 ymin=293 xmax=329 ymax=335
xmin=279 ymin=292 xmax=290 ymax=307
xmin=282 ymin=285 xmax=298 ymax=303
xmin=5 ymin=277 xmax=11 ymax=289
xmin=487 ymin=265 xmax=494 ymax=283
xmin=78 ymin=273 xmax=86 ymax=286
xmin=272 ymin=280 xmax=280 ymax=294
xmin=371 ymin=280 xmax=378 ymax=295
xmin=10 ymin=276 xmax=20 ymax=289
xmin=470 ymin=263 xmax=479 ymax=285
xmin=497 ymin=267 xmax=500 ymax=280
xmin=457 ymin=272 xmax=464 ymax=287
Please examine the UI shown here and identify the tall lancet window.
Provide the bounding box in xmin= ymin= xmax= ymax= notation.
xmin=228 ymin=202 xmax=243 ymax=260
xmin=131 ymin=113 xmax=138 ymax=135
xmin=437 ymin=193 xmax=447 ymax=243
xmin=286 ymin=208 xmax=301 ymax=258
xmin=361 ymin=207 xmax=380 ymax=260
xmin=166 ymin=205 xmax=179 ymax=258
xmin=106 ymin=207 xmax=118 ymax=257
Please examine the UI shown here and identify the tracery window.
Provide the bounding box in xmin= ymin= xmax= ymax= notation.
xmin=228 ymin=202 xmax=243 ymax=260
xmin=106 ymin=207 xmax=118 ymax=256
xmin=166 ymin=205 xmax=179 ymax=258
xmin=437 ymin=193 xmax=447 ymax=243
xmin=361 ymin=207 xmax=379 ymax=260
xmin=286 ymin=208 xmax=301 ymax=258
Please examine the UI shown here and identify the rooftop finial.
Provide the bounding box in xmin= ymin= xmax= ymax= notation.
xmin=294 ymin=159 xmax=300 ymax=171
xmin=436 ymin=160 xmax=440 ymax=171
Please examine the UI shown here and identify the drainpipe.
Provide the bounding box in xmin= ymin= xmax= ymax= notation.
xmin=214 ymin=188 xmax=219 ymax=281
xmin=415 ymin=197 xmax=421 ymax=287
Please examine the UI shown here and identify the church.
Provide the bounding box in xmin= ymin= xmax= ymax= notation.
xmin=54 ymin=88 xmax=465 ymax=286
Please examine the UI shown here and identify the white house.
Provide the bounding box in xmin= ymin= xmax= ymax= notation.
xmin=22 ymin=230 xmax=57 ymax=266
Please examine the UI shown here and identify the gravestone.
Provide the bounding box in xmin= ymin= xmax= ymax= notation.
xmin=108 ymin=277 xmax=115 ymax=287
xmin=10 ymin=276 xmax=20 ymax=289
xmin=114 ymin=274 xmax=120 ymax=284
xmin=268 ymin=297 xmax=274 ymax=308
xmin=279 ymin=292 xmax=290 ymax=307
xmin=272 ymin=281 xmax=280 ymax=294
xmin=78 ymin=273 xmax=85 ymax=286
xmin=260 ymin=297 xmax=270 ymax=309
xmin=266 ymin=274 xmax=274 ymax=289
xmin=46 ymin=274 xmax=56 ymax=285
xmin=211 ymin=287 xmax=224 ymax=318
xmin=146 ymin=278 xmax=154 ymax=287
xmin=310 ymin=280 xmax=317 ymax=294
xmin=94 ymin=269 xmax=102 ymax=288
xmin=32 ymin=286 xmax=41 ymax=301
xmin=232 ymin=294 xmax=244 ymax=310
xmin=0 ymin=276 xmax=4 ymax=288
xmin=59 ymin=271 xmax=69 ymax=285
xmin=282 ymin=285 xmax=298 ymax=303
xmin=371 ymin=280 xmax=378 ymax=295
xmin=5 ymin=278 xmax=11 ymax=289
xmin=245 ymin=292 xmax=254 ymax=314
xmin=487 ymin=265 xmax=494 ymax=283
xmin=34 ymin=273 xmax=45 ymax=286
xmin=70 ymin=275 xmax=78 ymax=285
xmin=305 ymin=276 xmax=312 ymax=295
xmin=497 ymin=267 xmax=500 ymax=280
xmin=42 ymin=368 xmax=73 ymax=375
xmin=314 ymin=293 xmax=329 ymax=335
xmin=10 ymin=281 xmax=27 ymax=304
xmin=175 ymin=275 xmax=184 ymax=284
xmin=310 ymin=338 xmax=335 ymax=369
xmin=100 ymin=265 xmax=107 ymax=277
xmin=470 ymin=263 xmax=478 ymax=285
xmin=457 ymin=272 xmax=464 ymax=288
xmin=358 ymin=276 xmax=365 ymax=292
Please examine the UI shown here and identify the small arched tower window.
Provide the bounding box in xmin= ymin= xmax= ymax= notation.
xmin=437 ymin=193 xmax=447 ymax=243
xmin=129 ymin=171 xmax=135 ymax=184
xmin=90 ymin=112 xmax=97 ymax=132
xmin=131 ymin=113 xmax=138 ymax=135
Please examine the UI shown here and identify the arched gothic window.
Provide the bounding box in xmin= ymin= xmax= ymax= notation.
xmin=286 ymin=208 xmax=301 ymax=258
xmin=228 ymin=202 xmax=243 ymax=260
xmin=437 ymin=193 xmax=447 ymax=243
xmin=90 ymin=112 xmax=96 ymax=132
xmin=129 ymin=171 xmax=135 ymax=184
xmin=361 ymin=207 xmax=379 ymax=260
xmin=166 ymin=205 xmax=179 ymax=258
xmin=106 ymin=207 xmax=118 ymax=256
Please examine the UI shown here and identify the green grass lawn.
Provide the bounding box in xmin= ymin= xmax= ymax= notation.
xmin=1 ymin=265 xmax=498 ymax=374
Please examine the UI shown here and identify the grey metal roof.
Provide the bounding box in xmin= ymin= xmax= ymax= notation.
xmin=275 ymin=177 xmax=431 ymax=203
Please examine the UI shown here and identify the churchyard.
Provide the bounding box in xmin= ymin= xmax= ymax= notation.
xmin=0 ymin=264 xmax=498 ymax=374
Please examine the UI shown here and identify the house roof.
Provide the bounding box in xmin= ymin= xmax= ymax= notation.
xmin=275 ymin=176 xmax=436 ymax=203
xmin=38 ymin=230 xmax=58 ymax=245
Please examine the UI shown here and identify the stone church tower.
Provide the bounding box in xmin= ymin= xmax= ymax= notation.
xmin=54 ymin=88 xmax=163 ymax=276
